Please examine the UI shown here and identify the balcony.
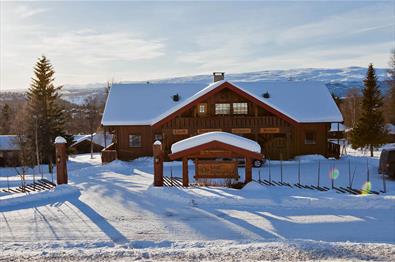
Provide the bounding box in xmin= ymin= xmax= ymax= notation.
xmin=163 ymin=116 xmax=290 ymax=130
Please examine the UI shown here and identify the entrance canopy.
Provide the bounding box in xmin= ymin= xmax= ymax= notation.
xmin=169 ymin=131 xmax=263 ymax=160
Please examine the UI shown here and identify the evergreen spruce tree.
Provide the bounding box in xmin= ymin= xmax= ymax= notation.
xmin=350 ymin=64 xmax=387 ymax=156
xmin=26 ymin=56 xmax=65 ymax=173
xmin=0 ymin=104 xmax=11 ymax=134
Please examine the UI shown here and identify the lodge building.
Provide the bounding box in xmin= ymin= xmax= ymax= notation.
xmin=101 ymin=73 xmax=343 ymax=163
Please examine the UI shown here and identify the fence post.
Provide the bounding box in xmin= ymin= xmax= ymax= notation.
xmin=54 ymin=136 xmax=68 ymax=185
xmin=7 ymin=174 xmax=10 ymax=190
xmin=153 ymin=141 xmax=164 ymax=187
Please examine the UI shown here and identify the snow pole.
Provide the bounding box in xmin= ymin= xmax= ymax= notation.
xmin=317 ymin=160 xmax=320 ymax=188
xmin=382 ymin=172 xmax=387 ymax=193
xmin=331 ymin=160 xmax=334 ymax=189
xmin=33 ymin=166 xmax=36 ymax=190
xmin=348 ymin=159 xmax=351 ymax=188
xmin=170 ymin=165 xmax=173 ymax=187
xmin=7 ymin=174 xmax=9 ymax=190
xmin=351 ymin=167 xmax=357 ymax=188
xmin=366 ymin=157 xmax=370 ymax=182
xmin=280 ymin=153 xmax=283 ymax=183
xmin=298 ymin=159 xmax=301 ymax=185
xmin=258 ymin=169 xmax=261 ymax=183
xmin=268 ymin=158 xmax=271 ymax=184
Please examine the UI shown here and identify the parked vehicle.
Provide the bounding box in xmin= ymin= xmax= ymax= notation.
xmin=378 ymin=148 xmax=395 ymax=178
xmin=215 ymin=156 xmax=266 ymax=168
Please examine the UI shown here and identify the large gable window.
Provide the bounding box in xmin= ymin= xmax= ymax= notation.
xmin=129 ymin=134 xmax=141 ymax=147
xmin=215 ymin=103 xmax=230 ymax=115
xmin=233 ymin=102 xmax=248 ymax=114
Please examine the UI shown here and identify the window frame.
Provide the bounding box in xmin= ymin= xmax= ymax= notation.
xmin=304 ymin=131 xmax=316 ymax=145
xmin=215 ymin=103 xmax=231 ymax=115
xmin=128 ymin=134 xmax=142 ymax=148
xmin=198 ymin=103 xmax=207 ymax=116
xmin=232 ymin=102 xmax=248 ymax=115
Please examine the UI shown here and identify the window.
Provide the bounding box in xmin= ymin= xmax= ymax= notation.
xmin=233 ymin=102 xmax=248 ymax=114
xmin=129 ymin=134 xmax=141 ymax=147
xmin=305 ymin=132 xmax=316 ymax=144
xmin=215 ymin=103 xmax=230 ymax=115
xmin=198 ymin=103 xmax=207 ymax=115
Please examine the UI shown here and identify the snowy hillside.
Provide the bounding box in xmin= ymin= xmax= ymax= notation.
xmin=1 ymin=67 xmax=390 ymax=105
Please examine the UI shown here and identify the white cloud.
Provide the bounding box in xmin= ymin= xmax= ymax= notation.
xmin=38 ymin=31 xmax=166 ymax=64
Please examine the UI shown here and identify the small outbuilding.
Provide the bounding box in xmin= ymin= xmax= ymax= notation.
xmin=71 ymin=133 xmax=113 ymax=154
xmin=168 ymin=132 xmax=264 ymax=186
xmin=0 ymin=135 xmax=20 ymax=166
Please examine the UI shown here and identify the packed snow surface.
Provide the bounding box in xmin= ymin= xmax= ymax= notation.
xmin=1 ymin=148 xmax=395 ymax=260
xmin=102 ymin=81 xmax=343 ymax=126
xmin=171 ymin=131 xmax=261 ymax=154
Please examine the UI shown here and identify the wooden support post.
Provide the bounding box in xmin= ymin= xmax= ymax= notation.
xmin=182 ymin=157 xmax=189 ymax=187
xmin=245 ymin=157 xmax=252 ymax=183
xmin=55 ymin=136 xmax=68 ymax=185
xmin=153 ymin=141 xmax=164 ymax=187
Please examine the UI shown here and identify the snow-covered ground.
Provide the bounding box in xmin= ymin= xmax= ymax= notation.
xmin=1 ymin=147 xmax=395 ymax=261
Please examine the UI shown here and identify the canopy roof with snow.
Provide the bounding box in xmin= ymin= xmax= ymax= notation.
xmin=102 ymin=80 xmax=343 ymax=126
xmin=71 ymin=133 xmax=113 ymax=148
xmin=171 ymin=131 xmax=261 ymax=154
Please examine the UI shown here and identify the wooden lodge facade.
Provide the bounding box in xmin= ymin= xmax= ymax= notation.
xmin=101 ymin=73 xmax=343 ymax=162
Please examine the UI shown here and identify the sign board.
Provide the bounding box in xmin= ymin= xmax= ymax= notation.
xmin=231 ymin=128 xmax=251 ymax=134
xmin=260 ymin=127 xmax=280 ymax=134
xmin=173 ymin=129 xmax=189 ymax=135
xmin=197 ymin=128 xmax=222 ymax=134
xmin=195 ymin=160 xmax=239 ymax=179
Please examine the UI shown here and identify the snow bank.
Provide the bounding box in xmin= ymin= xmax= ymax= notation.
xmin=2 ymin=239 xmax=394 ymax=261
xmin=294 ymin=154 xmax=327 ymax=162
xmin=0 ymin=184 xmax=80 ymax=211
xmin=171 ymin=131 xmax=261 ymax=154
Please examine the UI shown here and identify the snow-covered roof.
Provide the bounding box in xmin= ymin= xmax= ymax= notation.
xmin=102 ymin=81 xmax=343 ymax=126
xmin=171 ymin=131 xmax=261 ymax=154
xmin=71 ymin=133 xmax=113 ymax=148
xmin=330 ymin=123 xmax=346 ymax=132
xmin=386 ymin=124 xmax=395 ymax=134
xmin=0 ymin=135 xmax=20 ymax=151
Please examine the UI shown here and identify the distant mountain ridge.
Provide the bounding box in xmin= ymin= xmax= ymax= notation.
xmin=1 ymin=67 xmax=390 ymax=105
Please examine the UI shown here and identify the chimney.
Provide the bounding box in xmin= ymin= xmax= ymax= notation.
xmin=213 ymin=72 xmax=225 ymax=82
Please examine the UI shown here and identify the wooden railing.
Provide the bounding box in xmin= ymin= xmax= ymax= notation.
xmin=163 ymin=116 xmax=290 ymax=129
xmin=101 ymin=143 xmax=117 ymax=163
xmin=327 ymin=141 xmax=340 ymax=159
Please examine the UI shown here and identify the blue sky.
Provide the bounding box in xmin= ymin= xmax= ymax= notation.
xmin=0 ymin=0 xmax=394 ymax=90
